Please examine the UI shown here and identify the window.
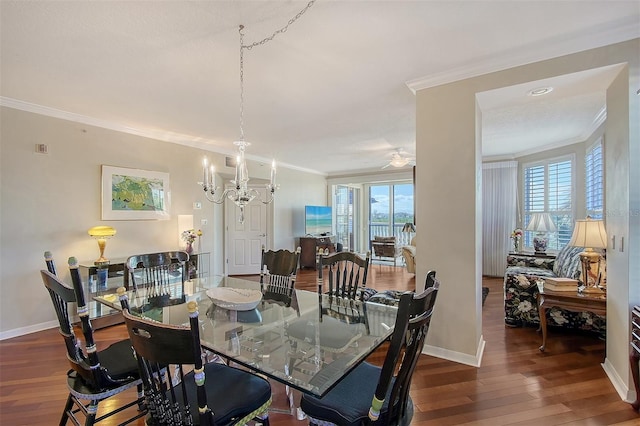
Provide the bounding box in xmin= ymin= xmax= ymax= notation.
xmin=586 ymin=138 xmax=604 ymax=219
xmin=523 ymin=156 xmax=573 ymax=250
xmin=369 ymin=183 xmax=414 ymax=245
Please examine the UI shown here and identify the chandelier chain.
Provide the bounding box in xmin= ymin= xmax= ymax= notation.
xmin=204 ymin=2 xmax=315 ymax=222
xmin=239 ymin=26 xmax=245 ymax=141
xmin=243 ymin=0 xmax=316 ymax=50
xmin=238 ymin=0 xmax=315 ymax=142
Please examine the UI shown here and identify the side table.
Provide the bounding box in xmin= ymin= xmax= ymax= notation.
xmin=537 ymin=286 xmax=606 ymax=352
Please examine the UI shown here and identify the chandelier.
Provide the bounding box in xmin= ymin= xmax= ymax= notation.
xmin=201 ymin=2 xmax=315 ymax=223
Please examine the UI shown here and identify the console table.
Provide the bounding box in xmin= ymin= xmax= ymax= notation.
xmin=536 ymin=287 xmax=606 ymax=352
xmin=298 ymin=236 xmax=335 ymax=269
xmin=79 ymin=251 xmax=210 ymax=329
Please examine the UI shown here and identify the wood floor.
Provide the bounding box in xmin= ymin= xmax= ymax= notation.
xmin=1 ymin=266 xmax=638 ymax=425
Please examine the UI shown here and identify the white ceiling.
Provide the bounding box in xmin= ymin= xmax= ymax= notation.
xmin=1 ymin=1 xmax=638 ymax=176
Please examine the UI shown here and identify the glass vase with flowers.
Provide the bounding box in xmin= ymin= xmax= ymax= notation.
xmin=511 ymin=228 xmax=523 ymax=253
xmin=181 ymin=229 xmax=198 ymax=254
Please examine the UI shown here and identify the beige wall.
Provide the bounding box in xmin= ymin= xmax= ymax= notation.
xmin=271 ymin=167 xmax=329 ymax=251
xmin=0 ymin=107 xmax=325 ymax=337
xmin=416 ymin=38 xmax=639 ymax=402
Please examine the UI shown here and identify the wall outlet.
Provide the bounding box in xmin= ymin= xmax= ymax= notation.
xmin=34 ymin=143 xmax=49 ymax=154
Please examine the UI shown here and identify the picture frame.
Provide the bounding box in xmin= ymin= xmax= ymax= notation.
xmin=101 ymin=165 xmax=170 ymax=220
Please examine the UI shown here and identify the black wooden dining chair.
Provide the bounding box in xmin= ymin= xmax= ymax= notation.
xmin=41 ymin=254 xmax=144 ymax=426
xmin=125 ymin=251 xmax=189 ymax=311
xmin=120 ymin=292 xmax=272 ymax=426
xmin=260 ymin=246 xmax=301 ymax=307
xmin=286 ymin=251 xmax=372 ymax=374
xmin=300 ymin=272 xmax=440 ymax=426
xmin=318 ymin=250 xmax=373 ymax=332
xmin=318 ymin=250 xmax=372 ymax=301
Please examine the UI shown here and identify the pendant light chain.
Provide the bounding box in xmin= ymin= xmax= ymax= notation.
xmin=243 ymin=0 xmax=316 ymax=50
xmin=239 ymin=25 xmax=245 ymax=142
xmin=203 ymin=2 xmax=314 ymax=222
xmin=237 ymin=0 xmax=315 ymax=142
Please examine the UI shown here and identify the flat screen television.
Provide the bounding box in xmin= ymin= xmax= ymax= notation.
xmin=305 ymin=205 xmax=332 ymax=236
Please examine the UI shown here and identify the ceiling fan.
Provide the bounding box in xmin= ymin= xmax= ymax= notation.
xmin=382 ymin=149 xmax=415 ymax=169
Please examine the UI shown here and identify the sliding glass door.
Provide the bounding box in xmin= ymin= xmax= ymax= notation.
xmin=369 ymin=183 xmax=414 ymax=245
xmin=334 ymin=185 xmax=359 ymax=252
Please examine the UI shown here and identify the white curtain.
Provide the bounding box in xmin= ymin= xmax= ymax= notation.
xmin=482 ymin=161 xmax=518 ymax=277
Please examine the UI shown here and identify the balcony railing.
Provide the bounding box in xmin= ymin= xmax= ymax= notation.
xmin=369 ymin=224 xmax=414 ymax=246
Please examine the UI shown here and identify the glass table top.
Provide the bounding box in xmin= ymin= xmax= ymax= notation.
xmin=95 ymin=275 xmax=398 ymax=397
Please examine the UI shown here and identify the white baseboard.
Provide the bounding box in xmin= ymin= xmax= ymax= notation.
xmin=602 ymin=357 xmax=635 ymax=403
xmin=0 ymin=320 xmax=58 ymax=341
xmin=423 ymin=334 xmax=486 ymax=367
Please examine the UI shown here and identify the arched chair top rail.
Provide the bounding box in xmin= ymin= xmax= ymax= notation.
xmin=126 ymin=251 xmax=189 ymax=270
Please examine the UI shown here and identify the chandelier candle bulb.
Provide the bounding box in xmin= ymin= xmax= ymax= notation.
xmin=210 ymin=165 xmax=215 ymax=190
xmin=270 ymin=160 xmax=276 ymax=187
xmin=234 ymin=155 xmax=240 ymax=186
xmin=203 ymin=158 xmax=209 ymax=189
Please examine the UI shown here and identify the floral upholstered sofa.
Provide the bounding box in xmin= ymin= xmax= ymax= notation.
xmin=503 ymin=245 xmax=606 ymax=338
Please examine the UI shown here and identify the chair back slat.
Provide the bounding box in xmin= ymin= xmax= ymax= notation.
xmin=260 ymin=246 xmax=300 ymax=307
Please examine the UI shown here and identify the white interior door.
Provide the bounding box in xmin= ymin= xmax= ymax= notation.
xmin=225 ymin=188 xmax=268 ymax=275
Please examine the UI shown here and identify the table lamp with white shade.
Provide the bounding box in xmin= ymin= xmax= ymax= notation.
xmin=568 ymin=217 xmax=607 ymax=293
xmin=526 ymin=213 xmax=557 ymax=254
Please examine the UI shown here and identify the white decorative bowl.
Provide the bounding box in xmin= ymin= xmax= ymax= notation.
xmin=206 ymin=287 xmax=263 ymax=311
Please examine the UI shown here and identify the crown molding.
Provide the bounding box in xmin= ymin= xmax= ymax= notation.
xmin=481 ymin=105 xmax=607 ymax=161
xmin=406 ymin=21 xmax=639 ymax=93
xmin=0 ymin=97 xmax=327 ymax=176
xmin=0 ymin=96 xmax=211 ymax=148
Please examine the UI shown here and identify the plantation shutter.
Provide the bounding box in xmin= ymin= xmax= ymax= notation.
xmin=585 ymin=139 xmax=604 ymax=219
xmin=523 ymin=157 xmax=573 ymax=250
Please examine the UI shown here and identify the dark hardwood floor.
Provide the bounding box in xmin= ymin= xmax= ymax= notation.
xmin=1 ymin=266 xmax=637 ymax=425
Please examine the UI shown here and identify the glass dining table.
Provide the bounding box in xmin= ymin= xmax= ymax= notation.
xmin=94 ymin=275 xmax=398 ymax=401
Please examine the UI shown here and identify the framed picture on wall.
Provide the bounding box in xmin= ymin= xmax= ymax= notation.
xmin=101 ymin=165 xmax=170 ymax=220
